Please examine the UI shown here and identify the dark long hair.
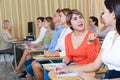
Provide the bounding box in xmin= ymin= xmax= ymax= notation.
xmin=89 ymin=16 xmax=98 ymax=26
xmin=105 ymin=0 xmax=120 ymax=35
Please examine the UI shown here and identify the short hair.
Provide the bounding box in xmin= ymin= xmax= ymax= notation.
xmin=37 ymin=17 xmax=44 ymax=22
xmin=45 ymin=16 xmax=55 ymax=30
xmin=66 ymin=9 xmax=84 ymax=29
xmin=89 ymin=16 xmax=98 ymax=26
xmin=3 ymin=20 xmax=9 ymax=23
xmin=2 ymin=20 xmax=10 ymax=29
xmin=45 ymin=16 xmax=53 ymax=23
xmin=60 ymin=8 xmax=71 ymax=16
xmin=56 ymin=8 xmax=61 ymax=13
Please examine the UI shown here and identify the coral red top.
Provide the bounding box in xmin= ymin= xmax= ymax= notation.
xmin=65 ymin=30 xmax=100 ymax=64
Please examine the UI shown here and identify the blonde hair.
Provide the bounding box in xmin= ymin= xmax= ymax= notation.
xmin=2 ymin=20 xmax=10 ymax=29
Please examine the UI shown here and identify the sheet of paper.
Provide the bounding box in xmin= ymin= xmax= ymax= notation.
xmin=37 ymin=54 xmax=44 ymax=57
xmin=57 ymin=72 xmax=78 ymax=77
xmin=43 ymin=63 xmax=65 ymax=67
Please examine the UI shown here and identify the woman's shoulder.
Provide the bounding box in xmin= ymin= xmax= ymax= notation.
xmin=106 ymin=30 xmax=116 ymax=37
xmin=0 ymin=29 xmax=8 ymax=34
xmin=65 ymin=32 xmax=72 ymax=39
xmin=103 ymin=31 xmax=116 ymax=41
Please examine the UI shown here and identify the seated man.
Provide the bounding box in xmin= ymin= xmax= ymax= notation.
xmin=25 ymin=9 xmax=64 ymax=80
xmin=26 ymin=8 xmax=71 ymax=80
xmin=31 ymin=17 xmax=47 ymax=44
xmin=11 ymin=17 xmax=55 ymax=79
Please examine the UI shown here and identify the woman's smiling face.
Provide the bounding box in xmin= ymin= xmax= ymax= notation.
xmin=71 ymin=14 xmax=85 ymax=31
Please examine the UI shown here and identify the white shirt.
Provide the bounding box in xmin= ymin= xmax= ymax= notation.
xmin=102 ymin=31 xmax=120 ymax=71
xmin=55 ymin=27 xmax=72 ymax=57
xmin=31 ymin=27 xmax=47 ymax=44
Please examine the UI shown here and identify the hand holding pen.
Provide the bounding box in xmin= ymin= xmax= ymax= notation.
xmin=54 ymin=65 xmax=72 ymax=74
xmin=62 ymin=56 xmax=71 ymax=65
xmin=54 ymin=57 xmax=72 ymax=74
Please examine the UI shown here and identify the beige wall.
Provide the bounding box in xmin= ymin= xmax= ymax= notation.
xmin=0 ymin=0 xmax=104 ymax=38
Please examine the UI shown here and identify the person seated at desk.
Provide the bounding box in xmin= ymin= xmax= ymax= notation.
xmin=31 ymin=17 xmax=55 ymax=49
xmin=55 ymin=9 xmax=99 ymax=73
xmin=24 ymin=9 xmax=64 ymax=80
xmin=88 ymin=16 xmax=99 ymax=33
xmin=39 ymin=8 xmax=72 ymax=80
xmin=11 ymin=16 xmax=54 ymax=78
xmin=44 ymin=8 xmax=72 ymax=57
xmin=0 ymin=20 xmax=23 ymax=64
xmin=56 ymin=0 xmax=120 ymax=80
xmin=30 ymin=17 xmax=47 ymax=44
xmin=30 ymin=9 xmax=100 ymax=80
xmin=61 ymin=9 xmax=100 ymax=65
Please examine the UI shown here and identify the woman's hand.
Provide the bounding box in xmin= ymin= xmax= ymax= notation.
xmin=39 ymin=45 xmax=44 ymax=49
xmin=54 ymin=65 xmax=71 ymax=74
xmin=31 ymin=44 xmax=39 ymax=48
xmin=62 ymin=56 xmax=71 ymax=65
xmin=88 ymin=33 xmax=97 ymax=44
xmin=44 ymin=50 xmax=52 ymax=56
xmin=78 ymin=72 xmax=97 ymax=80
xmin=17 ymin=37 xmax=24 ymax=41
xmin=54 ymin=65 xmax=64 ymax=74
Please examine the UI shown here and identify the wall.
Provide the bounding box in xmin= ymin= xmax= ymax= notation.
xmin=0 ymin=0 xmax=103 ymax=38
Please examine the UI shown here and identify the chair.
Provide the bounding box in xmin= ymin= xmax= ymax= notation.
xmin=0 ymin=53 xmax=14 ymax=70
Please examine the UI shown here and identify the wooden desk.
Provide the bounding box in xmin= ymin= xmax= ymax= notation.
xmin=24 ymin=44 xmax=44 ymax=53
xmin=33 ymin=56 xmax=63 ymax=62
xmin=95 ymin=68 xmax=108 ymax=74
xmin=48 ymin=71 xmax=95 ymax=80
xmin=28 ymin=49 xmax=44 ymax=53
xmin=43 ymin=63 xmax=65 ymax=71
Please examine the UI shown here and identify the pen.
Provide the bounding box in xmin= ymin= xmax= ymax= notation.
xmin=66 ymin=61 xmax=71 ymax=66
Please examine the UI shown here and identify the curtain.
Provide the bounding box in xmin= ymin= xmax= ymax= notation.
xmin=0 ymin=0 xmax=103 ymax=38
xmin=90 ymin=0 xmax=104 ymax=29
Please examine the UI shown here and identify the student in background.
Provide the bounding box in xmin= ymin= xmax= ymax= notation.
xmin=44 ymin=8 xmax=72 ymax=57
xmin=88 ymin=16 xmax=99 ymax=33
xmin=31 ymin=9 xmax=64 ymax=80
xmin=0 ymin=20 xmax=23 ymax=64
xmin=11 ymin=17 xmax=53 ymax=77
xmin=41 ymin=8 xmax=72 ymax=80
xmin=31 ymin=17 xmax=47 ymax=44
xmin=32 ymin=17 xmax=55 ymax=49
xmin=24 ymin=16 xmax=55 ymax=80
xmin=55 ymin=9 xmax=100 ymax=73
xmin=43 ymin=9 xmax=64 ymax=52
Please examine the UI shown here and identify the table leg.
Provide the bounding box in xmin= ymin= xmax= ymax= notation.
xmin=13 ymin=44 xmax=17 ymax=68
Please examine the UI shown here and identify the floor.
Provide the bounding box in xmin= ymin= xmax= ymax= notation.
xmin=0 ymin=54 xmax=26 ymax=80
xmin=0 ymin=55 xmax=105 ymax=80
xmin=0 ymin=61 xmax=24 ymax=80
